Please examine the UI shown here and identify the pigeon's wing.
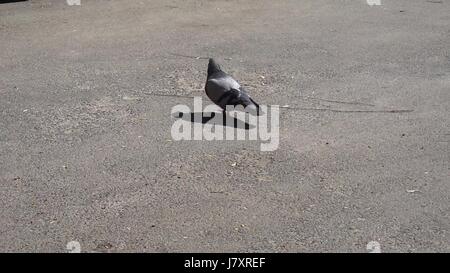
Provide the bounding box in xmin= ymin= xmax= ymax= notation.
xmin=229 ymin=89 xmax=262 ymax=116
xmin=205 ymin=74 xmax=240 ymax=104
xmin=209 ymin=88 xmax=248 ymax=109
xmin=236 ymin=86 xmax=256 ymax=104
xmin=211 ymin=88 xmax=261 ymax=115
xmin=228 ymin=89 xmax=257 ymax=108
xmin=209 ymin=75 xmax=240 ymax=90
xmin=205 ymin=72 xmax=261 ymax=115
xmin=205 ymin=79 xmax=229 ymax=105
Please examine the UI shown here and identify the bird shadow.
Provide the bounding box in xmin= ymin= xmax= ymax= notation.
xmin=173 ymin=112 xmax=254 ymax=130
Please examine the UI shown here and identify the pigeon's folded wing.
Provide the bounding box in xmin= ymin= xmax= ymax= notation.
xmin=205 ymin=79 xmax=230 ymax=103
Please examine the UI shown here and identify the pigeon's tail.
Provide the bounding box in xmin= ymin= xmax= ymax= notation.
xmin=228 ymin=89 xmax=263 ymax=116
xmin=250 ymin=98 xmax=264 ymax=116
xmin=207 ymin=58 xmax=221 ymax=77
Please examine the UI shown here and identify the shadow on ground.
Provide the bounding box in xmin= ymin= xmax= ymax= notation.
xmin=173 ymin=112 xmax=253 ymax=130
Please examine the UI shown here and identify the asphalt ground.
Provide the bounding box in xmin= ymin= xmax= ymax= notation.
xmin=0 ymin=0 xmax=449 ymax=252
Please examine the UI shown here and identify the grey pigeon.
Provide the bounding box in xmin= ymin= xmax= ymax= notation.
xmin=205 ymin=58 xmax=262 ymax=115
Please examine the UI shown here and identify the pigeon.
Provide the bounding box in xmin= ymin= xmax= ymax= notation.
xmin=205 ymin=58 xmax=262 ymax=115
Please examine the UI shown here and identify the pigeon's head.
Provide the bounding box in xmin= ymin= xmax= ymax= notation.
xmin=207 ymin=58 xmax=221 ymax=77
